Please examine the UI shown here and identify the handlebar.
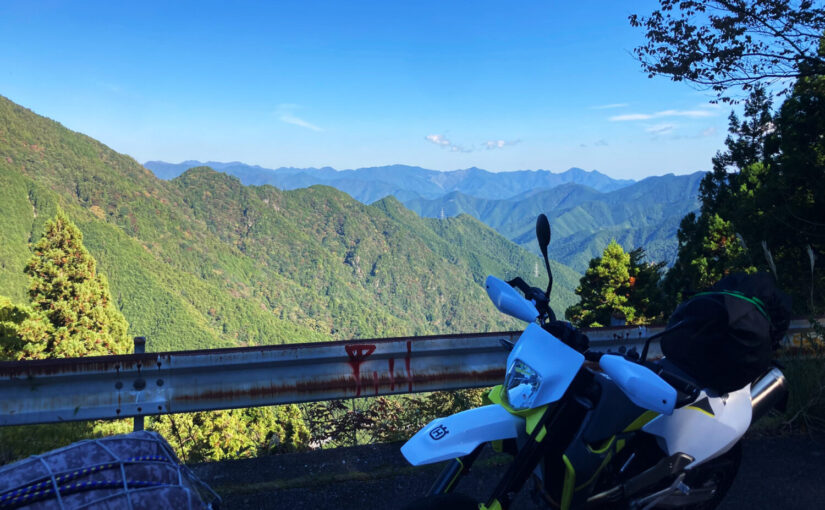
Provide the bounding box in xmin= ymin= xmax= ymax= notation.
xmin=507 ymin=277 xmax=555 ymax=322
xmin=654 ymin=366 xmax=701 ymax=406
xmin=544 ymin=320 xmax=589 ymax=353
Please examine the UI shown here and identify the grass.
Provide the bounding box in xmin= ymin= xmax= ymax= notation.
xmin=206 ymin=450 xmax=514 ymax=494
xmin=752 ymin=355 xmax=825 ymax=436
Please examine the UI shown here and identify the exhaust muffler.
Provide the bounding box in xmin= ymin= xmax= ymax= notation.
xmin=750 ymin=367 xmax=788 ymax=421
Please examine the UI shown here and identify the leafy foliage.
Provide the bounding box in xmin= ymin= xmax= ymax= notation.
xmin=566 ymin=242 xmax=665 ymax=327
xmin=0 ymin=296 xmax=32 ymax=361
xmin=663 ymin=212 xmax=757 ymax=306
xmin=630 ymin=0 xmax=825 ymax=102
xmin=0 ymin=420 xmax=132 ymax=465
xmin=301 ymin=390 xmax=487 ymax=447
xmin=149 ymin=406 xmax=310 ymax=464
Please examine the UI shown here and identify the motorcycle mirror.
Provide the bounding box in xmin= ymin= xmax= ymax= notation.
xmin=536 ymin=214 xmax=553 ymax=298
xmin=536 ymin=214 xmax=551 ymax=258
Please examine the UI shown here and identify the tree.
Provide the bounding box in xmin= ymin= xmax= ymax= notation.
xmin=566 ymin=242 xmax=666 ymax=327
xmin=664 ymin=213 xmax=757 ymax=304
xmin=22 ymin=212 xmax=130 ymax=359
xmin=665 ymin=75 xmax=825 ymax=312
xmin=758 ymin=71 xmax=825 ymax=310
xmin=630 ymin=0 xmax=825 ymax=102
xmin=1 ymin=213 xmax=135 ymax=461
xmin=628 ymin=247 xmax=669 ymax=322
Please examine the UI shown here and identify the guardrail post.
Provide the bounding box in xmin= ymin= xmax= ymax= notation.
xmin=133 ymin=336 xmax=146 ymax=431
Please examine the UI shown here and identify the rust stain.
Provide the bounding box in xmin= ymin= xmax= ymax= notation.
xmin=173 ymin=368 xmax=504 ymax=404
xmin=388 ymin=359 xmax=395 ymax=391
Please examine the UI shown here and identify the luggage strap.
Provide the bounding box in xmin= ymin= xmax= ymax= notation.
xmin=693 ymin=290 xmax=770 ymax=321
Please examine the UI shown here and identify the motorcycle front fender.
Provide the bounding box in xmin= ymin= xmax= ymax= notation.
xmin=401 ymin=404 xmax=522 ymax=466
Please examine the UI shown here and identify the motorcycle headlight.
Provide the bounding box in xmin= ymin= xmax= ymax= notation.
xmin=502 ymin=359 xmax=542 ymax=411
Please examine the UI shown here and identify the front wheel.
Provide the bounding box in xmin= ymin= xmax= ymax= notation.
xmin=402 ymin=493 xmax=478 ymax=510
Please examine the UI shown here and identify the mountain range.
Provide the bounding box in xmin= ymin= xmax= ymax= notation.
xmin=0 ymin=95 xmax=578 ymax=352
xmin=144 ymin=162 xmax=703 ymax=272
xmin=143 ymin=161 xmax=636 ymax=201
xmin=404 ymin=173 xmax=704 ymax=271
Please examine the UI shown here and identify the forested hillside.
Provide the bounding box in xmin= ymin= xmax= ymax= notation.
xmin=405 ymin=173 xmax=704 ymax=271
xmin=0 ymin=96 xmax=576 ymax=352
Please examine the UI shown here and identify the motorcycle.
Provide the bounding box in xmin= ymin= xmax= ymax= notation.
xmin=401 ymin=214 xmax=789 ymax=510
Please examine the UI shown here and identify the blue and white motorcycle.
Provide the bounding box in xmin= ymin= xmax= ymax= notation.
xmin=401 ymin=215 xmax=788 ymax=510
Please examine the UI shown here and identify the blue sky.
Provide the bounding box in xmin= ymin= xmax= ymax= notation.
xmin=0 ymin=1 xmax=734 ymax=180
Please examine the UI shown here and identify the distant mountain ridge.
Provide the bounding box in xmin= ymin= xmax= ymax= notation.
xmin=145 ymin=160 xmax=703 ymax=272
xmin=143 ymin=161 xmax=636 ymax=202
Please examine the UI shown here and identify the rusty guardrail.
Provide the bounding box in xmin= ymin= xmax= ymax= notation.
xmin=0 ymin=319 xmax=820 ymax=427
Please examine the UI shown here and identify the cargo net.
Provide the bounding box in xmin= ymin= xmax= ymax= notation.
xmin=0 ymin=431 xmax=220 ymax=509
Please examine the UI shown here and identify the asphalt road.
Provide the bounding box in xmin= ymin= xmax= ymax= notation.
xmin=191 ymin=434 xmax=825 ymax=509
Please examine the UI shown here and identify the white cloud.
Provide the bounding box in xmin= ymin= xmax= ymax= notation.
xmin=426 ymin=134 xmax=451 ymax=146
xmin=646 ymin=123 xmax=676 ymax=135
xmin=424 ymin=134 xmax=470 ymax=153
xmin=275 ymin=103 xmax=323 ymax=132
xmin=610 ymin=109 xmax=715 ymax=121
xmin=591 ymin=103 xmax=629 ymax=110
xmin=280 ymin=113 xmax=322 ymax=132
xmin=610 ymin=113 xmax=654 ymax=121
xmin=483 ymin=139 xmax=520 ymax=150
xmin=701 ymin=127 xmax=718 ymax=137
xmin=425 ymin=134 xmax=519 ymax=153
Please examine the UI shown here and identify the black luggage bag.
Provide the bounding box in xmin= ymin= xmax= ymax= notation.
xmin=661 ymin=272 xmax=792 ymax=393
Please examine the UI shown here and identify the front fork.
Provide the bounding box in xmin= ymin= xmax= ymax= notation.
xmin=427 ymin=444 xmax=485 ymax=496
xmin=427 ymin=387 xmax=591 ymax=510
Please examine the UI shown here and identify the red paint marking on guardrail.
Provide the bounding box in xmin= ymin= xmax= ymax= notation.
xmin=405 ymin=341 xmax=413 ymax=392
xmin=345 ymin=344 xmax=376 ymax=397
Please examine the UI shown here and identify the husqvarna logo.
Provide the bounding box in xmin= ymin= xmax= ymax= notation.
xmin=429 ymin=424 xmax=449 ymax=440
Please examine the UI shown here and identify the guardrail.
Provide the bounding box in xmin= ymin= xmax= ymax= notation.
xmin=0 ymin=319 xmax=820 ymax=428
